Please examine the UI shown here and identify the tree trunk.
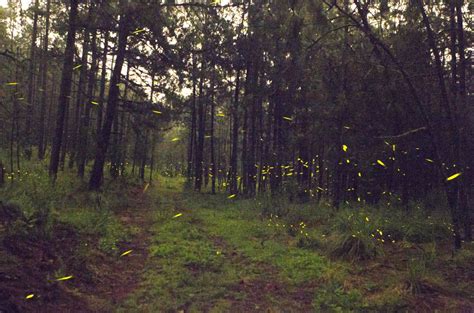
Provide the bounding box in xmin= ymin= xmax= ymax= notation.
xmin=25 ymin=0 xmax=40 ymax=159
xmin=69 ymin=26 xmax=91 ymax=169
xmin=194 ymin=59 xmax=206 ymax=192
xmin=89 ymin=13 xmax=129 ymax=190
xmin=97 ymin=31 xmax=109 ymax=132
xmin=229 ymin=69 xmax=240 ymax=195
xmin=77 ymin=29 xmax=98 ymax=178
xmin=37 ymin=0 xmax=51 ymax=160
xmin=49 ymin=0 xmax=79 ymax=180
xmin=187 ymin=53 xmax=197 ymax=181
xmin=210 ymin=73 xmax=216 ymax=194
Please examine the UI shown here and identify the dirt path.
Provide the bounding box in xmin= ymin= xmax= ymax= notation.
xmin=90 ymin=187 xmax=156 ymax=309
xmin=108 ymin=189 xmax=316 ymax=312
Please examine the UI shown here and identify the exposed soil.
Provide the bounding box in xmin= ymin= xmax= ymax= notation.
xmin=0 ymin=186 xmax=154 ymax=313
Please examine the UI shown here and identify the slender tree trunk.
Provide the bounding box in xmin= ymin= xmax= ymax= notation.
xmin=97 ymin=31 xmax=109 ymax=132
xmin=89 ymin=13 xmax=129 ymax=190
xmin=210 ymin=73 xmax=216 ymax=194
xmin=0 ymin=160 xmax=4 ymax=187
xmin=49 ymin=0 xmax=79 ymax=180
xmin=194 ymin=59 xmax=206 ymax=191
xmin=455 ymin=0 xmax=471 ymax=241
xmin=241 ymin=67 xmax=250 ymax=194
xmin=149 ymin=134 xmax=155 ymax=183
xmin=229 ymin=69 xmax=240 ymax=194
xmin=37 ymin=0 xmax=51 ymax=159
xmin=187 ymin=53 xmax=197 ymax=181
xmin=110 ymin=63 xmax=129 ymax=178
xmin=77 ymin=29 xmax=98 ymax=178
xmin=69 ymin=27 xmax=90 ymax=169
xmin=25 ymin=0 xmax=39 ymax=159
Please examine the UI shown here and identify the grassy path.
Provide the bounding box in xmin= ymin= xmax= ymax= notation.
xmin=5 ymin=177 xmax=471 ymax=312
xmin=115 ymin=186 xmax=330 ymax=312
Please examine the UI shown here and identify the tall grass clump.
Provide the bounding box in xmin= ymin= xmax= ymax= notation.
xmin=330 ymin=209 xmax=385 ymax=261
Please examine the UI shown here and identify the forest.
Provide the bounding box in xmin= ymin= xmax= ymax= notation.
xmin=0 ymin=0 xmax=472 ymax=312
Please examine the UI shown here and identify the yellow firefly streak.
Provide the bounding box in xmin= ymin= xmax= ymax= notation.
xmin=25 ymin=294 xmax=34 ymax=299
xmin=342 ymin=144 xmax=348 ymax=152
xmin=216 ymin=113 xmax=225 ymax=117
xmin=56 ymin=275 xmax=73 ymax=281
xmin=228 ymin=194 xmax=236 ymax=199
xmin=171 ymin=138 xmax=180 ymax=142
xmin=377 ymin=160 xmax=387 ymax=168
xmin=91 ymin=101 xmax=99 ymax=105
xmin=152 ymin=110 xmax=162 ymax=115
xmin=6 ymin=82 xmax=18 ymax=86
xmin=73 ymin=64 xmax=82 ymax=70
xmin=282 ymin=116 xmax=293 ymax=121
xmin=172 ymin=213 xmax=183 ymax=218
xmin=425 ymin=158 xmax=434 ymax=163
xmin=132 ymin=28 xmax=146 ymax=35
xmin=120 ymin=250 xmax=133 ymax=257
xmin=446 ymin=173 xmax=462 ymax=181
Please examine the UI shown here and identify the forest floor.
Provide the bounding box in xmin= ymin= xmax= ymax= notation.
xmin=1 ymin=175 xmax=473 ymax=312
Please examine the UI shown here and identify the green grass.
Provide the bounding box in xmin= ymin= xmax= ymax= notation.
xmin=0 ymin=158 xmax=134 ymax=253
xmin=118 ymin=196 xmax=242 ymax=312
xmin=194 ymin=206 xmax=329 ymax=284
xmin=2 ymin=167 xmax=472 ymax=312
xmin=120 ymin=189 xmax=335 ymax=312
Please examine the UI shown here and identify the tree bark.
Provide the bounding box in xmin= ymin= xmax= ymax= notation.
xmin=194 ymin=58 xmax=206 ymax=192
xmin=37 ymin=0 xmax=51 ymax=160
xmin=187 ymin=53 xmax=197 ymax=181
xmin=77 ymin=29 xmax=99 ymax=178
xmin=69 ymin=26 xmax=91 ymax=169
xmin=229 ymin=69 xmax=240 ymax=194
xmin=49 ymin=0 xmax=79 ymax=180
xmin=97 ymin=31 xmax=109 ymax=132
xmin=25 ymin=0 xmax=40 ymax=159
xmin=89 ymin=13 xmax=130 ymax=190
